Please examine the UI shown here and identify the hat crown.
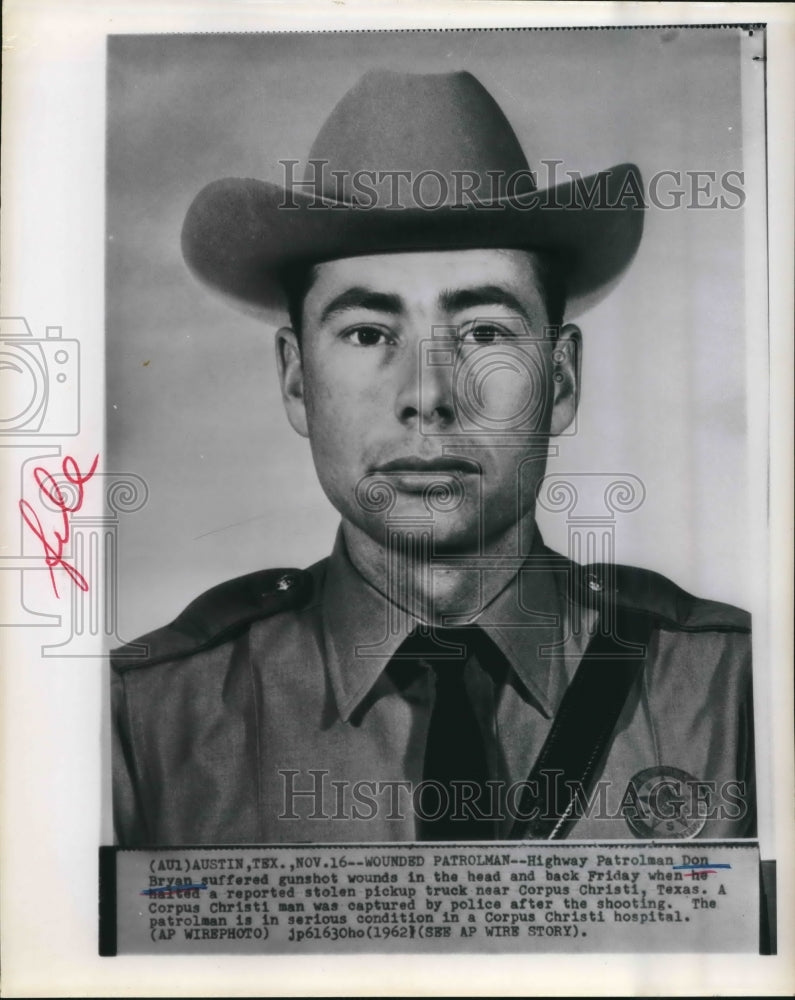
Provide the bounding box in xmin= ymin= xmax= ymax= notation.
xmin=182 ymin=68 xmax=644 ymax=322
xmin=306 ymin=70 xmax=534 ymax=205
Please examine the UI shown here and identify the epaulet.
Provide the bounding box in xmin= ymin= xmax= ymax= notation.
xmin=569 ymin=562 xmax=751 ymax=633
xmin=111 ymin=567 xmax=313 ymax=672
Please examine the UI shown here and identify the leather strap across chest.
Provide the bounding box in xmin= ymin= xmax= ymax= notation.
xmin=510 ymin=604 xmax=654 ymax=840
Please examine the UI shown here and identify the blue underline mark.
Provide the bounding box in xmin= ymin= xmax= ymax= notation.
xmin=140 ymin=883 xmax=207 ymax=895
xmin=672 ymin=863 xmax=731 ymax=871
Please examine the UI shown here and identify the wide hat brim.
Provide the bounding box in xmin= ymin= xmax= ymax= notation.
xmin=181 ymin=163 xmax=644 ymax=326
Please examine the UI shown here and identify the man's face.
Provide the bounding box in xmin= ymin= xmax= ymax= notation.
xmin=276 ymin=248 xmax=579 ymax=553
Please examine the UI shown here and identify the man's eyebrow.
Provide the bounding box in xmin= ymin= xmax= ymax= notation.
xmin=319 ymin=287 xmax=404 ymax=324
xmin=439 ymin=285 xmax=533 ymax=323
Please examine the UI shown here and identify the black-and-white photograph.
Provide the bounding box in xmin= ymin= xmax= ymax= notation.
xmin=108 ymin=27 xmax=761 ymax=848
xmin=2 ymin=0 xmax=794 ymax=989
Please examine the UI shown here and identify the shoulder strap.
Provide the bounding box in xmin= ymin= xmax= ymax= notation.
xmin=509 ymin=602 xmax=654 ymax=840
xmin=111 ymin=567 xmax=313 ymax=672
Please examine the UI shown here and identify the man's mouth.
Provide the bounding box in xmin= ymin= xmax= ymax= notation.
xmin=368 ymin=456 xmax=481 ymax=494
xmin=372 ymin=456 xmax=481 ymax=475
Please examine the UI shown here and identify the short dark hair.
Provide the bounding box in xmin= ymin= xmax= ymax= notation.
xmin=526 ymin=249 xmax=568 ymax=331
xmin=280 ymin=261 xmax=320 ymax=340
xmin=279 ymin=248 xmax=568 ymax=340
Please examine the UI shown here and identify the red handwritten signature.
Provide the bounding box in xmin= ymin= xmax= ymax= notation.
xmin=18 ymin=454 xmax=99 ymax=597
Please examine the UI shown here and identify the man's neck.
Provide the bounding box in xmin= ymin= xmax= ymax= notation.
xmin=341 ymin=515 xmax=539 ymax=625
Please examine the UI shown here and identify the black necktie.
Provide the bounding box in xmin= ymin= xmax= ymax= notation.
xmin=401 ymin=627 xmax=494 ymax=841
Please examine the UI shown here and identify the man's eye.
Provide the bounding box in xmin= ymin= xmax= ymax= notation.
xmin=462 ymin=323 xmax=511 ymax=345
xmin=342 ymin=325 xmax=390 ymax=346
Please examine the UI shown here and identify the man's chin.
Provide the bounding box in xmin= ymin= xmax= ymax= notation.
xmin=344 ymin=489 xmax=528 ymax=557
xmin=369 ymin=514 xmax=490 ymax=556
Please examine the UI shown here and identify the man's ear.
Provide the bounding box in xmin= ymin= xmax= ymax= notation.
xmin=549 ymin=323 xmax=581 ymax=437
xmin=275 ymin=327 xmax=309 ymax=438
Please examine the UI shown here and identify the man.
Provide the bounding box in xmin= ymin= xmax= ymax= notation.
xmin=111 ymin=69 xmax=754 ymax=846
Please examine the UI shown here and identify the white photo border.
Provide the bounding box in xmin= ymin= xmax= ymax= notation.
xmin=1 ymin=2 xmax=793 ymax=997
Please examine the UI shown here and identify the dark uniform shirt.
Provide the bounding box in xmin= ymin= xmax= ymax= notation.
xmin=112 ymin=531 xmax=755 ymax=846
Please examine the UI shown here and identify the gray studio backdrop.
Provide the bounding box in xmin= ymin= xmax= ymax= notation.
xmin=106 ymin=28 xmax=756 ymax=641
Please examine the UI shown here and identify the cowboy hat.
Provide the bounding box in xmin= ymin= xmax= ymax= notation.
xmin=181 ymin=69 xmax=644 ymax=324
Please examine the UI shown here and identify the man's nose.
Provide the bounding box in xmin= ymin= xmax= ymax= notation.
xmin=394 ymin=337 xmax=457 ymax=429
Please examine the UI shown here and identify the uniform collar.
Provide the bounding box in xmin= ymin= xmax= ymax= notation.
xmin=321 ymin=529 xmax=419 ymax=721
xmin=321 ymin=527 xmax=578 ymax=722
